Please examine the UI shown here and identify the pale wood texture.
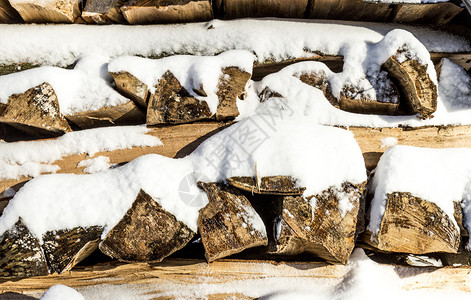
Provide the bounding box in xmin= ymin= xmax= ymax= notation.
xmin=1 ymin=259 xmax=471 ymax=296
xmin=9 ymin=0 xmax=81 ymax=23
xmin=82 ymin=0 xmax=126 ymax=24
xmin=65 ymin=101 xmax=145 ymax=129
xmin=100 ymin=189 xmax=195 ymax=262
xmin=228 ymin=176 xmax=306 ymax=196
xmin=198 ymin=182 xmax=268 ymax=262
xmin=215 ymin=67 xmax=251 ymax=121
xmin=121 ymin=0 xmax=213 ymax=24
xmin=0 ymin=0 xmax=22 ymax=23
xmin=363 ymin=192 xmax=460 ymax=254
xmin=218 ymin=0 xmax=309 ymax=18
xmin=110 ymin=71 xmax=149 ymax=109
xmin=0 ymin=83 xmax=72 ymax=136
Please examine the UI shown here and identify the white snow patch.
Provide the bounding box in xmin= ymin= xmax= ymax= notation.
xmin=438 ymin=59 xmax=471 ymax=112
xmin=109 ymin=50 xmax=254 ymax=114
xmin=380 ymin=137 xmax=398 ymax=148
xmin=77 ymin=156 xmax=113 ymax=174
xmin=0 ymin=55 xmax=130 ymax=115
xmin=368 ymin=145 xmax=470 ymax=236
xmin=40 ymin=284 xmax=84 ymax=300
xmin=0 ymin=125 xmax=162 ymax=180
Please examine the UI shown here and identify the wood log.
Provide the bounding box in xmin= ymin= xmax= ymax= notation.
xmin=41 ymin=226 xmax=103 ymax=274
xmin=382 ymin=56 xmax=437 ymax=119
xmin=217 ymin=0 xmax=309 ymax=18
xmin=82 ymin=0 xmax=126 ymax=24
xmin=121 ymin=0 xmax=213 ymax=24
xmin=392 ymin=3 xmax=463 ymax=25
xmin=110 ymin=71 xmax=149 ymax=109
xmin=65 ymin=101 xmax=146 ymax=130
xmin=0 ymin=83 xmax=72 ymax=137
xmin=197 ymin=182 xmax=268 ymax=262
xmin=0 ymin=218 xmax=49 ymax=277
xmin=309 ymin=0 xmax=394 ymax=22
xmin=0 ymin=0 xmax=23 ymax=23
xmin=147 ymin=71 xmax=213 ymax=125
xmin=100 ymin=189 xmax=195 ymax=262
xmin=9 ymin=0 xmax=82 ymax=23
xmin=273 ymin=182 xmax=365 ymax=264
xmin=338 ymin=94 xmax=399 ymax=115
xmin=363 ymin=192 xmax=461 ymax=254
xmin=227 ymin=176 xmax=305 ymax=196
xmin=215 ymin=67 xmax=251 ymax=121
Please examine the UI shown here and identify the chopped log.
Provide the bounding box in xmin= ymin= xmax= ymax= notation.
xmin=215 ymin=67 xmax=251 ymax=121
xmin=309 ymin=0 xmax=393 ymax=22
xmin=227 ymin=176 xmax=305 ymax=196
xmin=0 ymin=0 xmax=23 ymax=23
xmin=338 ymin=95 xmax=399 ymax=115
xmin=382 ymin=56 xmax=437 ymax=119
xmin=197 ymin=182 xmax=268 ymax=262
xmin=364 ymin=192 xmax=460 ymax=254
xmin=0 ymin=83 xmax=72 ymax=137
xmin=147 ymin=71 xmax=213 ymax=125
xmin=110 ymin=71 xmax=149 ymax=109
xmin=0 ymin=218 xmax=49 ymax=277
xmin=296 ymin=70 xmax=339 ymax=107
xmin=217 ymin=0 xmax=309 ymax=18
xmin=100 ymin=189 xmax=195 ymax=262
xmin=273 ymin=182 xmax=365 ymax=264
xmin=82 ymin=0 xmax=126 ymax=24
xmin=392 ymin=3 xmax=463 ymax=25
xmin=9 ymin=0 xmax=82 ymax=23
xmin=121 ymin=0 xmax=213 ymax=25
xmin=41 ymin=226 xmax=103 ymax=274
xmin=65 ymin=101 xmax=146 ymax=129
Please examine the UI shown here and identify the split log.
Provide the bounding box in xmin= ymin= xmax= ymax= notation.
xmin=197 ymin=182 xmax=268 ymax=262
xmin=227 ymin=176 xmax=305 ymax=196
xmin=382 ymin=55 xmax=437 ymax=119
xmin=0 ymin=218 xmax=48 ymax=277
xmin=215 ymin=67 xmax=251 ymax=121
xmin=41 ymin=226 xmax=103 ymax=274
xmin=121 ymin=0 xmax=213 ymax=25
xmin=273 ymin=182 xmax=365 ymax=264
xmin=100 ymin=189 xmax=195 ymax=262
xmin=0 ymin=83 xmax=72 ymax=137
xmin=147 ymin=71 xmax=213 ymax=125
xmin=110 ymin=71 xmax=149 ymax=109
xmin=82 ymin=0 xmax=126 ymax=24
xmin=296 ymin=70 xmax=338 ymax=107
xmin=216 ymin=0 xmax=309 ymax=18
xmin=338 ymin=93 xmax=399 ymax=115
xmin=65 ymin=101 xmax=146 ymax=129
xmin=9 ymin=0 xmax=82 ymax=23
xmin=0 ymin=0 xmax=23 ymax=23
xmin=392 ymin=3 xmax=463 ymax=25
xmin=364 ymin=192 xmax=460 ymax=254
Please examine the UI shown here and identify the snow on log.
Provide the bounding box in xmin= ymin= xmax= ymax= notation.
xmin=0 ymin=82 xmax=72 ymax=136
xmin=82 ymin=0 xmax=126 ymax=24
xmin=100 ymin=189 xmax=195 ymax=262
xmin=227 ymin=176 xmax=305 ymax=196
xmin=9 ymin=0 xmax=82 ymax=23
xmin=197 ymin=182 xmax=268 ymax=262
xmin=121 ymin=0 xmax=213 ymax=25
xmin=295 ymin=69 xmax=338 ymax=108
xmin=0 ymin=0 xmax=22 ymax=23
xmin=110 ymin=71 xmax=149 ymax=109
xmin=366 ymin=145 xmax=469 ymax=254
xmin=382 ymin=54 xmax=437 ymax=119
xmin=0 ymin=218 xmax=48 ymax=277
xmin=216 ymin=0 xmax=308 ymax=18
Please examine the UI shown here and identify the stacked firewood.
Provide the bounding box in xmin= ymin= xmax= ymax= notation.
xmin=0 ymin=0 xmax=465 ymax=25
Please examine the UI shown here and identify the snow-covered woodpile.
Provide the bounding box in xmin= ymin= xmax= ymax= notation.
xmin=0 ymin=3 xmax=470 ymax=298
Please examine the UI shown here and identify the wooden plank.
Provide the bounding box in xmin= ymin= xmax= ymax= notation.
xmin=0 ymin=259 xmax=470 ymax=295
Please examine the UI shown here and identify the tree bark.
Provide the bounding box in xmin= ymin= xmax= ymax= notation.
xmin=220 ymin=0 xmax=308 ymax=18
xmin=0 ymin=0 xmax=23 ymax=23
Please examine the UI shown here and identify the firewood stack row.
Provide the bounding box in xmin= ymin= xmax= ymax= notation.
xmin=0 ymin=0 xmax=466 ymax=25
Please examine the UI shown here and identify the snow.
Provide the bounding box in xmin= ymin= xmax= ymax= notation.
xmin=109 ymin=50 xmax=255 ymax=114
xmin=438 ymin=59 xmax=471 ymax=112
xmin=0 ymin=115 xmax=366 ymax=240
xmin=380 ymin=137 xmax=398 ymax=148
xmin=40 ymin=284 xmax=84 ymax=300
xmin=0 ymin=125 xmax=162 ymax=180
xmin=368 ymin=145 xmax=471 ymax=236
xmin=0 ymin=55 xmax=130 ymax=115
xmin=0 ymin=20 xmax=468 ymax=68
xmin=78 ymin=156 xmax=113 ymax=174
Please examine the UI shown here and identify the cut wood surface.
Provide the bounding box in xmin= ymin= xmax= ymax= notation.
xmin=1 ymin=259 xmax=471 ymax=296
xmin=110 ymin=71 xmax=149 ymax=109
xmin=82 ymin=0 xmax=126 ymax=24
xmin=9 ymin=0 xmax=82 ymax=23
xmin=3 ymin=123 xmax=471 ymax=196
xmin=121 ymin=0 xmax=213 ymax=24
